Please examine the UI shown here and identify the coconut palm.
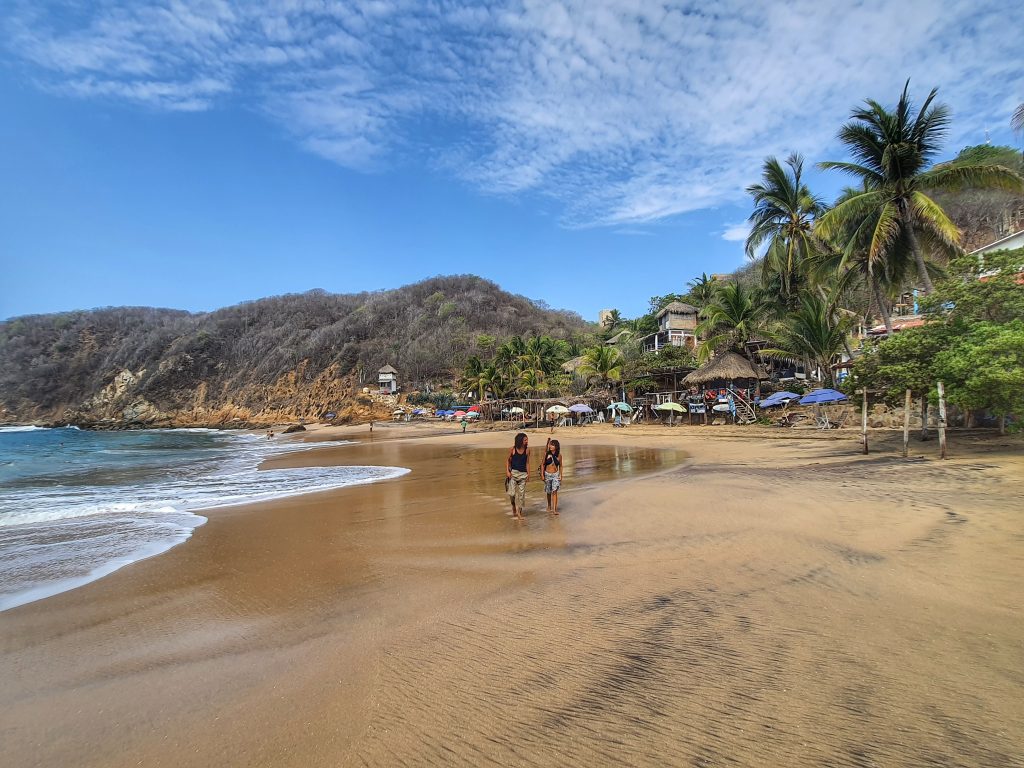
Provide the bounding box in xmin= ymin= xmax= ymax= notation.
xmin=745 ymin=153 xmax=825 ymax=303
xmin=578 ymin=346 xmax=623 ymax=389
xmin=1013 ymin=103 xmax=1024 ymax=137
xmin=695 ymin=282 xmax=773 ymax=363
xmin=818 ymin=82 xmax=1023 ymax=294
xmin=602 ymin=309 xmax=623 ymax=331
xmin=814 ymin=185 xmax=922 ymax=336
xmin=760 ymin=294 xmax=855 ymax=387
xmin=685 ymin=273 xmax=718 ymax=307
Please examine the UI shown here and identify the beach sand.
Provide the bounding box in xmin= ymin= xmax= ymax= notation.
xmin=2 ymin=424 xmax=1022 ymax=767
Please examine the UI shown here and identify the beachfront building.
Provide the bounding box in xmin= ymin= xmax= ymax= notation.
xmin=641 ymin=302 xmax=699 ymax=353
xmin=971 ymin=228 xmax=1024 ymax=259
xmin=378 ymin=365 xmax=399 ymax=394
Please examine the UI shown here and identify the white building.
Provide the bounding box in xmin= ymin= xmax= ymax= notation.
xmin=378 ymin=365 xmax=398 ymax=394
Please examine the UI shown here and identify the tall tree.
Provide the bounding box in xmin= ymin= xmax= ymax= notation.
xmin=818 ymin=82 xmax=1023 ymax=293
xmin=578 ymin=346 xmax=623 ymax=389
xmin=815 ymin=185 xmax=919 ymax=336
xmin=695 ymin=282 xmax=773 ymax=363
xmin=761 ymin=294 xmax=855 ymax=387
xmin=745 ymin=153 xmax=825 ymax=303
xmin=685 ymin=273 xmax=718 ymax=307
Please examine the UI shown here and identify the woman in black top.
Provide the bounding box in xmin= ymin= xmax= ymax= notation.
xmin=505 ymin=432 xmax=530 ymax=519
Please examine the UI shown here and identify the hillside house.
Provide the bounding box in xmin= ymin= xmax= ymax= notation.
xmin=378 ymin=365 xmax=399 ymax=394
xmin=642 ymin=302 xmax=699 ymax=353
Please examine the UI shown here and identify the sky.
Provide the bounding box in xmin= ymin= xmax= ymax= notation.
xmin=2 ymin=0 xmax=1022 ymax=323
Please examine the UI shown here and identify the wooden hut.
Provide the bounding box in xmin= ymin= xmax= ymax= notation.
xmin=683 ymin=352 xmax=767 ymax=423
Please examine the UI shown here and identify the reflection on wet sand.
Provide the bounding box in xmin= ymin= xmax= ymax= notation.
xmin=3 ymin=430 xmax=1022 ymax=768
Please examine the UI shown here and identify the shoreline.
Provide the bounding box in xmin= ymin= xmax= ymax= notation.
xmin=2 ymin=426 xmax=1022 ymax=766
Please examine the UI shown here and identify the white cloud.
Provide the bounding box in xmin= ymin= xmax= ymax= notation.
xmin=5 ymin=0 xmax=1023 ymax=224
xmin=720 ymin=223 xmax=749 ymax=243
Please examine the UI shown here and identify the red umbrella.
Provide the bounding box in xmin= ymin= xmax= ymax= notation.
xmin=468 ymin=405 xmax=481 ymax=412
xmin=453 ymin=410 xmax=467 ymax=418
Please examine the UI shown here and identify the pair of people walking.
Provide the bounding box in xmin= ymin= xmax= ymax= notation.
xmin=505 ymin=433 xmax=562 ymax=519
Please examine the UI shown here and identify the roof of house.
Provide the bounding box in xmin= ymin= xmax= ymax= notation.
xmin=656 ymin=301 xmax=699 ymax=318
xmin=682 ymin=351 xmax=766 ymax=384
xmin=378 ymin=365 xmax=398 ymax=374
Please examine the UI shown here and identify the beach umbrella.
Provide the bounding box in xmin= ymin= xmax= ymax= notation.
xmin=468 ymin=405 xmax=481 ymax=412
xmin=654 ymin=402 xmax=685 ymax=412
xmin=454 ymin=410 xmax=467 ymax=417
xmin=392 ymin=409 xmax=405 ymax=415
xmin=799 ymin=388 xmax=848 ymax=405
xmin=465 ymin=411 xmax=480 ymax=418
xmin=546 ymin=405 xmax=570 ymax=414
xmin=568 ymin=404 xmax=593 ymax=413
xmin=759 ymin=391 xmax=800 ymax=408
xmin=508 ymin=406 xmax=525 ymax=414
xmin=607 ymin=402 xmax=633 ymax=412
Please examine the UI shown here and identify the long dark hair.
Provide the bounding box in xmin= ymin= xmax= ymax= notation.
xmin=514 ymin=432 xmax=528 ymax=450
xmin=547 ymin=439 xmax=560 ymax=457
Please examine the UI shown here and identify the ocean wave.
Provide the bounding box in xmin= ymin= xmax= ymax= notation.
xmin=0 ymin=430 xmax=406 ymax=611
xmin=0 ymin=425 xmax=48 ymax=433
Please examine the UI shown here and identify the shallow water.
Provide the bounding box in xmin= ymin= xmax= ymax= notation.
xmin=0 ymin=427 xmax=408 ymax=610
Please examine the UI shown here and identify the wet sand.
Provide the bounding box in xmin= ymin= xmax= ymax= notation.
xmin=2 ymin=425 xmax=1022 ymax=767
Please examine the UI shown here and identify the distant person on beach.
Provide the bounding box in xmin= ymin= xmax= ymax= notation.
xmin=369 ymin=421 xmax=373 ymax=433
xmin=505 ymin=432 xmax=530 ymax=519
xmin=461 ymin=416 xmax=468 ymax=433
xmin=266 ymin=430 xmax=274 ymax=439
xmin=540 ymin=438 xmax=563 ymax=515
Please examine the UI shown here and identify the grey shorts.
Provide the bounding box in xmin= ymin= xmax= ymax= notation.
xmin=544 ymin=472 xmax=561 ymax=494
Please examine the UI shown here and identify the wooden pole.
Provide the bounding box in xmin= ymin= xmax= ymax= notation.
xmin=861 ymin=388 xmax=869 ymax=454
xmin=902 ymin=389 xmax=911 ymax=458
xmin=937 ymin=381 xmax=948 ymax=459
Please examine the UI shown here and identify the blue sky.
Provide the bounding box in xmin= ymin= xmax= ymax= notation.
xmin=2 ymin=1 xmax=1022 ymax=323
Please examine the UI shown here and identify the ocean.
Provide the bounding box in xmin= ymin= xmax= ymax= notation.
xmin=0 ymin=426 xmax=408 ymax=611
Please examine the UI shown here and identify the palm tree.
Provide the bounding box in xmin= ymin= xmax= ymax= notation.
xmin=685 ymin=273 xmax=718 ymax=307
xmin=1013 ymin=103 xmax=1024 ymax=137
xmin=461 ymin=356 xmax=487 ymax=402
xmin=602 ymin=309 xmax=623 ymax=331
xmin=814 ymin=185 xmax=920 ymax=336
xmin=760 ymin=294 xmax=855 ymax=387
xmin=695 ymin=282 xmax=773 ymax=363
xmin=745 ymin=153 xmax=825 ymax=303
xmin=578 ymin=346 xmax=622 ymax=389
xmin=818 ymin=82 xmax=1023 ymax=294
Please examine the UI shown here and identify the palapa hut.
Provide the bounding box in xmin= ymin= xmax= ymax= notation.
xmin=682 ymin=352 xmax=767 ymax=424
xmin=682 ymin=351 xmax=766 ymax=388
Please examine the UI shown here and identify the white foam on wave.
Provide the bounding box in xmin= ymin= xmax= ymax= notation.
xmin=0 ymin=431 xmax=408 ymax=612
xmin=0 ymin=425 xmax=48 ymax=433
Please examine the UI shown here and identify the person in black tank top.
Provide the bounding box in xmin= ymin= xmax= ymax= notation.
xmin=505 ymin=433 xmax=530 ymax=519
xmin=540 ymin=438 xmax=563 ymax=515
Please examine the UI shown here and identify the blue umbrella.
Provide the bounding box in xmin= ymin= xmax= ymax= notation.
xmin=799 ymin=388 xmax=848 ymax=405
xmin=568 ymin=404 xmax=593 ymax=413
xmin=759 ymin=391 xmax=800 ymax=408
xmin=607 ymin=402 xmax=633 ymax=412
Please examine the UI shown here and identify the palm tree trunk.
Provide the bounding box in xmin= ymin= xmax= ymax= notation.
xmin=871 ymin=276 xmax=894 ymax=336
xmin=920 ymin=396 xmax=930 ymax=441
xmin=898 ymin=200 xmax=935 ymax=294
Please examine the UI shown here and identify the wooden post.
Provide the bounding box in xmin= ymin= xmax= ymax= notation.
xmin=902 ymin=389 xmax=911 ymax=458
xmin=861 ymin=388 xmax=869 ymax=454
xmin=937 ymin=381 xmax=947 ymax=459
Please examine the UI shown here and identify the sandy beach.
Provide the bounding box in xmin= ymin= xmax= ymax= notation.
xmin=2 ymin=423 xmax=1022 ymax=767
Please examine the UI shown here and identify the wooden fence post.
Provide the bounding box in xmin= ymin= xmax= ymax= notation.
xmin=937 ymin=381 xmax=947 ymax=459
xmin=902 ymin=389 xmax=911 ymax=458
xmin=861 ymin=388 xmax=869 ymax=454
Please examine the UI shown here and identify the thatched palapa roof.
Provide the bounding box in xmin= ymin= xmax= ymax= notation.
xmin=656 ymin=301 xmax=699 ymax=318
xmin=682 ymin=351 xmax=766 ymax=385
